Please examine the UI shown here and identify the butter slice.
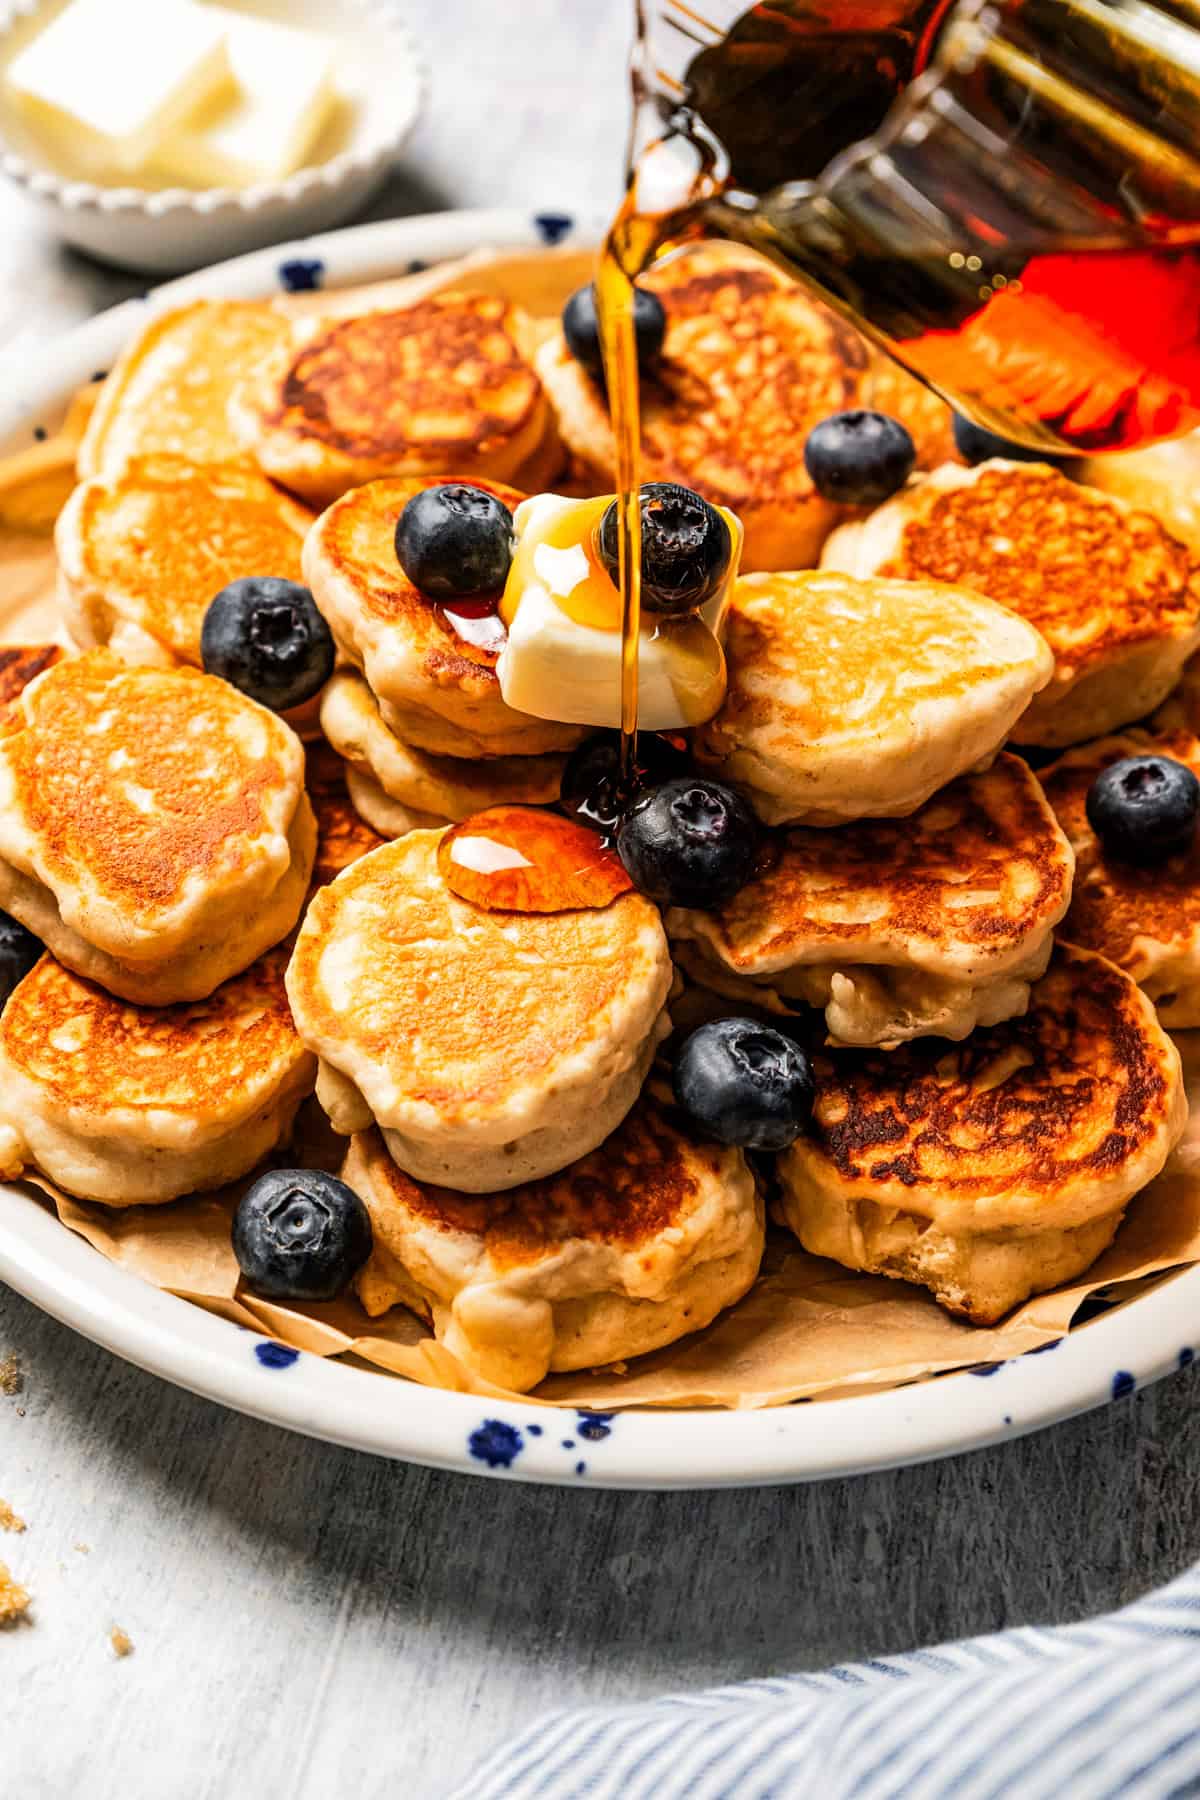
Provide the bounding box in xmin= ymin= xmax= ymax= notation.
xmin=497 ymin=494 xmax=742 ymax=731
xmin=153 ymin=10 xmax=339 ymax=188
xmin=6 ymin=0 xmax=233 ymax=176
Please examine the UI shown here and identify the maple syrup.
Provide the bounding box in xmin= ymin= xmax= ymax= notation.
xmin=436 ymin=596 xmax=507 ymax=656
xmin=439 ymin=806 xmax=633 ymax=912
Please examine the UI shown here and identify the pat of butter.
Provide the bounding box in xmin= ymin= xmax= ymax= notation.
xmin=6 ymin=0 xmax=234 ymax=176
xmin=497 ymin=493 xmax=742 ymax=731
xmin=153 ymin=9 xmax=339 ymax=188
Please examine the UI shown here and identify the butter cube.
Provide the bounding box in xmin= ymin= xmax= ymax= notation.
xmin=6 ymin=0 xmax=234 ymax=177
xmin=153 ymin=9 xmax=340 ymax=189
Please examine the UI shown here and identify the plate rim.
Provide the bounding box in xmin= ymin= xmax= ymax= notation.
xmin=0 ymin=205 xmax=1195 ymax=1489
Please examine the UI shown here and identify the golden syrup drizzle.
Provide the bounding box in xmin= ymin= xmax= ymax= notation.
xmin=597 ymin=228 xmax=645 ymax=787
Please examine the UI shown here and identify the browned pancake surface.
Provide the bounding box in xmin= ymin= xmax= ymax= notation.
xmin=2 ymin=652 xmax=299 ymax=921
xmin=881 ymin=466 xmax=1199 ymax=668
xmin=805 ymin=947 xmax=1170 ymax=1204
xmin=268 ymin=295 xmax=541 ymax=462
xmin=633 ymin=250 xmax=866 ymax=512
xmin=2 ymin=949 xmax=300 ymax=1113
xmin=358 ymin=1096 xmax=717 ymax=1268
xmin=70 ymin=458 xmax=311 ymax=663
xmin=689 ymin=753 xmax=1069 ymax=970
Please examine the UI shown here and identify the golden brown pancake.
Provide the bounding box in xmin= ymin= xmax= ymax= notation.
xmin=536 ymin=241 xmax=957 ymax=572
xmin=693 ymin=569 xmax=1053 ymax=825
xmin=320 ymin=669 xmax=565 ymax=821
xmin=305 ymin=741 xmax=387 ymax=887
xmin=286 ymin=828 xmax=673 ymax=1192
xmin=56 ymin=456 xmax=313 ymax=668
xmin=237 ymin=293 xmax=552 ymax=507
xmin=0 ymin=645 xmax=62 ymax=724
xmin=346 ymin=1086 xmax=762 ymax=1392
xmin=776 ymin=945 xmax=1186 ymax=1323
xmin=303 ymin=475 xmax=585 ymax=758
xmin=78 ymin=300 xmax=292 ymax=479
xmin=0 ymin=651 xmax=313 ymax=1002
xmin=0 ymin=949 xmax=314 ymax=1205
xmin=670 ymin=753 xmax=1074 ymax=1044
xmin=1041 ymin=728 xmax=1200 ymax=1027
xmin=822 ymin=461 xmax=1200 ymax=746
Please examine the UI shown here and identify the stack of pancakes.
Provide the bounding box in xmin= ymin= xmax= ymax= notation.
xmin=3 ymin=250 xmax=1198 ymax=1398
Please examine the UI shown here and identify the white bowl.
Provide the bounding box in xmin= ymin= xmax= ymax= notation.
xmin=0 ymin=207 xmax=1196 ymax=1489
xmin=0 ymin=0 xmax=426 ymax=272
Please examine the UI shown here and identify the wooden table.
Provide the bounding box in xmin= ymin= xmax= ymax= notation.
xmin=2 ymin=4 xmax=1199 ymax=1794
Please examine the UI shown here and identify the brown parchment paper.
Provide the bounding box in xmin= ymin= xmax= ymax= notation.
xmin=4 ymin=246 xmax=1200 ymax=1412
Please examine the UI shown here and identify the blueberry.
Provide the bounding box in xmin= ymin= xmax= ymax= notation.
xmin=201 ymin=578 xmax=334 ymax=712
xmin=952 ymin=414 xmax=1064 ymax=467
xmin=804 ymin=410 xmax=915 ymax=505
xmin=1086 ymin=755 xmax=1200 ymax=863
xmin=617 ymin=776 xmax=757 ymax=908
xmin=560 ymin=730 xmax=691 ymax=836
xmin=597 ymin=483 xmax=732 ymax=615
xmin=0 ymin=911 xmax=41 ymax=1007
xmin=394 ymin=484 xmax=513 ymax=598
xmin=674 ymin=1018 xmax=815 ymax=1151
xmin=562 ymin=283 xmax=666 ymax=382
xmin=232 ymin=1169 xmax=373 ymax=1302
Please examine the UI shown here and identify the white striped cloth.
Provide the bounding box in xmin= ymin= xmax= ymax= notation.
xmin=453 ymin=1564 xmax=1200 ymax=1799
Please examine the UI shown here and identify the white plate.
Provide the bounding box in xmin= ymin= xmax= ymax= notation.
xmin=0 ymin=208 xmax=1197 ymax=1489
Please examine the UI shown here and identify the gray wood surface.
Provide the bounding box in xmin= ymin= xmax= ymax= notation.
xmin=2 ymin=4 xmax=1200 ymax=1796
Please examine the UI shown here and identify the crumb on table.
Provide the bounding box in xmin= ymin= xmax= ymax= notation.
xmin=0 ymin=1499 xmax=25 ymax=1533
xmin=0 ymin=1560 xmax=30 ymax=1625
xmin=74 ymin=1542 xmax=90 ymax=1555
xmin=0 ymin=1353 xmax=21 ymax=1397
xmin=110 ymin=1626 xmax=133 ymax=1658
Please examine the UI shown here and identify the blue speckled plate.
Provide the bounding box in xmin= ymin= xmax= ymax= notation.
xmin=0 ymin=210 xmax=1196 ymax=1488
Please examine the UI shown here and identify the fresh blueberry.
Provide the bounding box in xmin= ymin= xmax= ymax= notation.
xmin=232 ymin=1169 xmax=373 ymax=1302
xmin=562 ymin=283 xmax=666 ymax=382
xmin=804 ymin=410 xmax=915 ymax=505
xmin=394 ymin=484 xmax=514 ymax=598
xmin=560 ymin=730 xmax=691 ymax=836
xmin=674 ymin=1018 xmax=815 ymax=1151
xmin=0 ymin=911 xmax=41 ymax=1006
xmin=1086 ymin=755 xmax=1200 ymax=863
xmin=952 ymin=413 xmax=1066 ymax=466
xmin=598 ymin=483 xmax=732 ymax=615
xmin=617 ymin=776 xmax=757 ymax=908
xmin=201 ymin=578 xmax=334 ymax=712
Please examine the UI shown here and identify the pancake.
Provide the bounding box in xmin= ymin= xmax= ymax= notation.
xmin=776 ymin=945 xmax=1186 ymax=1324
xmin=1041 ymin=728 xmax=1200 ymax=1027
xmin=1151 ymin=652 xmax=1200 ymax=734
xmin=78 ymin=299 xmax=292 ymax=480
xmin=345 ymin=1088 xmax=763 ymax=1392
xmin=0 ymin=645 xmax=63 ymax=722
xmin=0 ymin=950 xmax=314 ymax=1205
xmin=693 ymin=569 xmax=1053 ymax=825
xmin=0 ymin=651 xmax=314 ymax=1004
xmin=536 ymin=241 xmax=957 ymax=573
xmin=821 ymin=460 xmax=1200 ymax=747
xmin=235 ymin=292 xmax=554 ymax=507
xmin=340 ymin=767 xmax=446 ymax=839
xmin=303 ymin=475 xmax=585 ymax=758
xmin=320 ymin=669 xmax=565 ymax=822
xmin=305 ymin=742 xmax=387 ymax=887
xmin=286 ymin=829 xmax=674 ymax=1192
xmin=56 ymin=456 xmax=313 ymax=669
xmin=670 ymin=753 xmax=1074 ymax=1045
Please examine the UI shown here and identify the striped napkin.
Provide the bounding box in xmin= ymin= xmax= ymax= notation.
xmin=454 ymin=1565 xmax=1200 ymax=1799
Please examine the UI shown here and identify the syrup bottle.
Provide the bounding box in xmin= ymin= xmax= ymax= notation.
xmin=613 ymin=0 xmax=1200 ymax=456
